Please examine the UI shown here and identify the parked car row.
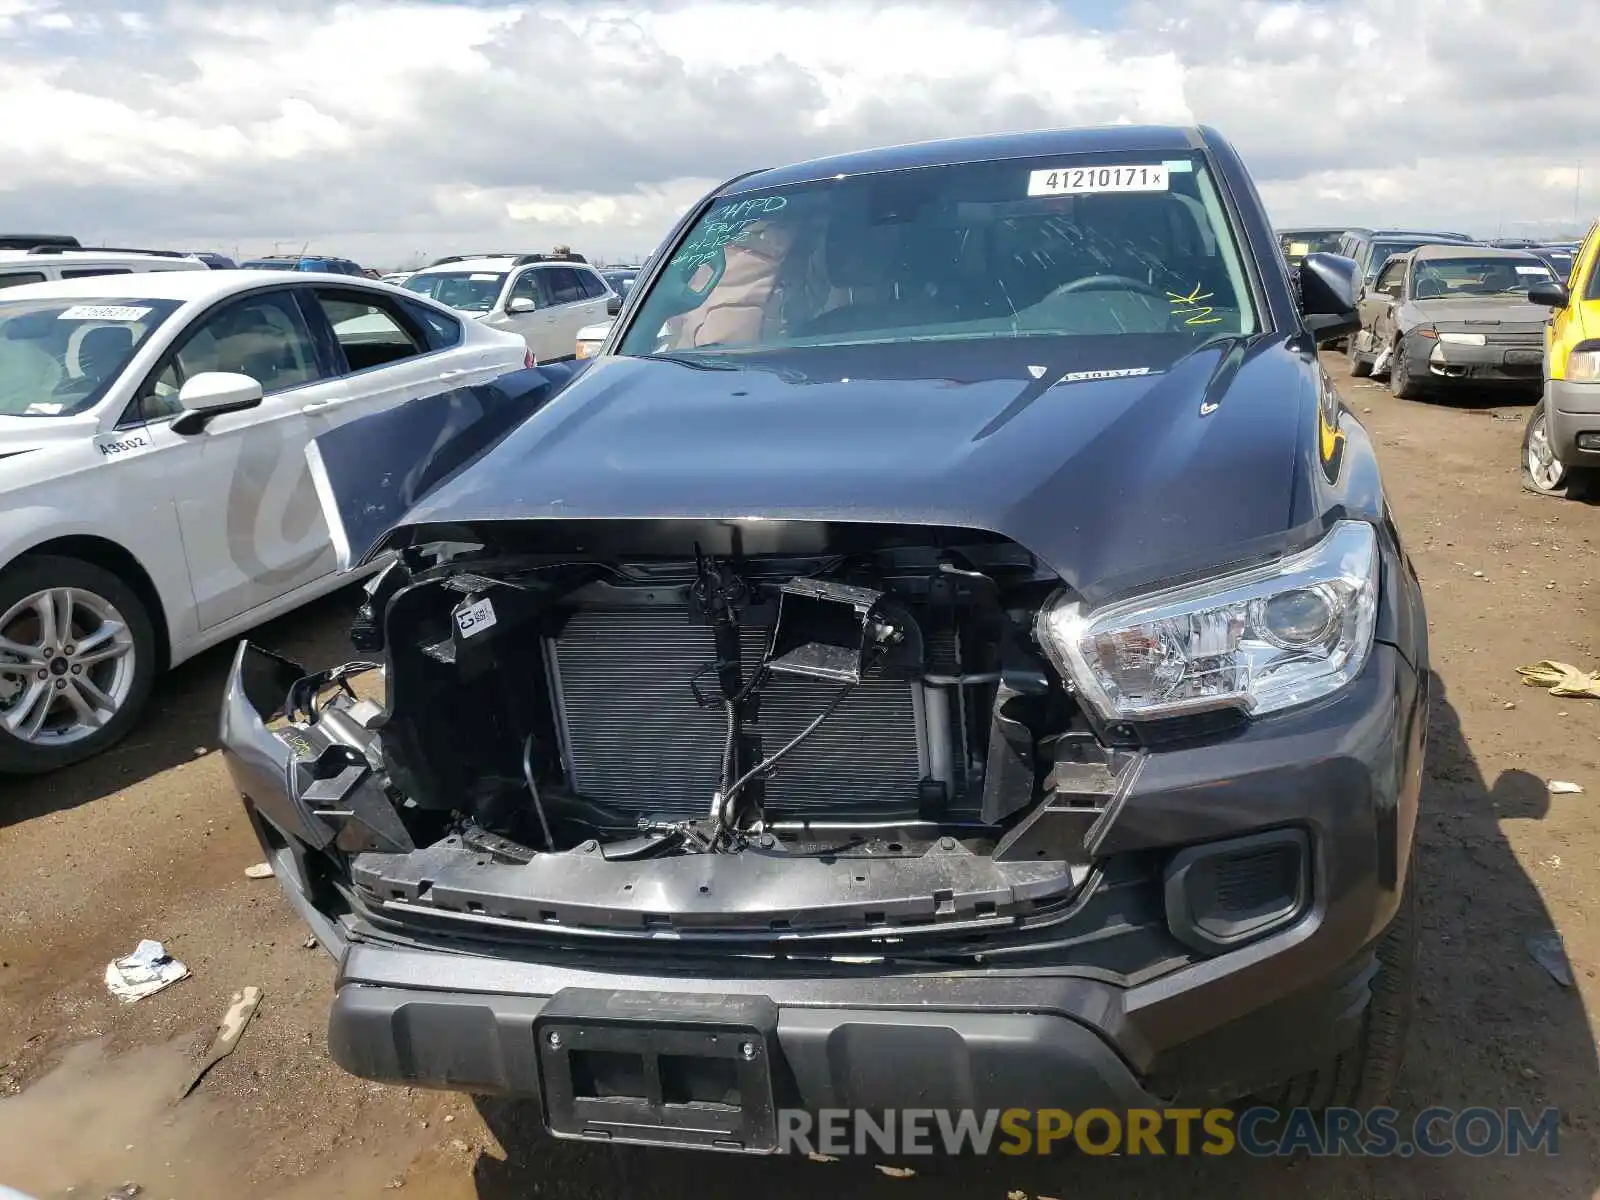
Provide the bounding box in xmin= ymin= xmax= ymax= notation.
xmin=399 ymin=253 xmax=621 ymax=363
xmin=0 ymin=266 xmax=532 ymax=771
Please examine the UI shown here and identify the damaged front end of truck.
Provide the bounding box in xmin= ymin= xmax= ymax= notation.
xmin=223 ymin=515 xmax=1141 ymax=957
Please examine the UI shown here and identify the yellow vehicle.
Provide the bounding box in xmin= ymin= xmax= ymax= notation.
xmin=1524 ymin=219 xmax=1600 ymax=497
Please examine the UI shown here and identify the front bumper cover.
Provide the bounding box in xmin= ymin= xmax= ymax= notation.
xmin=1411 ymin=338 xmax=1544 ymax=386
xmin=222 ymin=626 xmax=1424 ymax=1123
xmin=1547 ymin=378 xmax=1600 ymax=465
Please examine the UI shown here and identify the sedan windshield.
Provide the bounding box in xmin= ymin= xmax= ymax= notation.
xmin=1411 ymin=256 xmax=1553 ymax=297
xmin=619 ymin=152 xmax=1258 ymax=359
xmin=0 ymin=297 xmax=180 ymax=417
xmin=403 ymin=271 xmax=507 ymax=312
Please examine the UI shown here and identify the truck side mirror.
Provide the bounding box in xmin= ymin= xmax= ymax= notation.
xmin=1298 ymin=252 xmax=1361 ymax=342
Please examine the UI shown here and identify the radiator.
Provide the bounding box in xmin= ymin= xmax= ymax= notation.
xmin=544 ymin=607 xmax=937 ymax=822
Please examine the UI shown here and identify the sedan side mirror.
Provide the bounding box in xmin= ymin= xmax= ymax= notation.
xmin=605 ymin=294 xmax=622 ymax=317
xmin=507 ymin=297 xmax=537 ymax=315
xmin=1298 ymin=252 xmax=1361 ymax=342
xmin=1528 ymin=279 xmax=1570 ymax=309
xmin=171 ymin=371 xmax=264 ymax=436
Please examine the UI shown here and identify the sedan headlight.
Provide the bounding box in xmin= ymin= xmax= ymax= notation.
xmin=1036 ymin=521 xmax=1379 ymax=721
xmin=1438 ymin=332 xmax=1487 ymax=346
xmin=1567 ymin=348 xmax=1600 ymax=383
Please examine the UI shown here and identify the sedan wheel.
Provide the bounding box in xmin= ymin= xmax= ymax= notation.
xmin=1521 ymin=407 xmax=1582 ymax=498
xmin=1389 ymin=338 xmax=1423 ymax=400
xmin=0 ymin=557 xmax=156 ymax=774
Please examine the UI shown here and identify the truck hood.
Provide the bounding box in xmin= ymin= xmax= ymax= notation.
xmin=353 ymin=336 xmax=1314 ymax=600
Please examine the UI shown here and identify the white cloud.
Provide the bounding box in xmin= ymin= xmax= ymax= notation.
xmin=0 ymin=0 xmax=1593 ymax=267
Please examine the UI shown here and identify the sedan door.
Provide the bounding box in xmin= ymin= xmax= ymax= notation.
xmin=551 ymin=267 xmax=609 ymax=359
xmin=1360 ymin=259 xmax=1407 ymax=355
xmin=497 ymin=268 xmax=548 ymax=356
xmin=301 ymin=285 xmax=501 ymax=436
xmin=125 ymin=287 xmax=349 ymax=630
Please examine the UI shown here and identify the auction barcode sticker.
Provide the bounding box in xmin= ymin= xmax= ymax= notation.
xmin=1027 ymin=164 xmax=1169 ymax=196
xmin=455 ymin=597 xmax=497 ymax=637
xmin=57 ymin=304 xmax=152 ymax=321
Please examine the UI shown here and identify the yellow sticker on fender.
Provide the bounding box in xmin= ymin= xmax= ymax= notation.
xmin=1028 ymin=164 xmax=1168 ymax=196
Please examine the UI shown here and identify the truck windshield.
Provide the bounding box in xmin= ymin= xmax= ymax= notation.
xmin=619 ymin=152 xmax=1259 ymax=359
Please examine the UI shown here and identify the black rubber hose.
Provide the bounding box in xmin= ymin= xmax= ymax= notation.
xmin=719 ymin=683 xmax=854 ymax=817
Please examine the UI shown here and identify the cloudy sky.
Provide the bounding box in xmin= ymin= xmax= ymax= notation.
xmin=0 ymin=0 xmax=1592 ymax=268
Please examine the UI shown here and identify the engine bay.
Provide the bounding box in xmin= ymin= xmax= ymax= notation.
xmin=244 ymin=524 xmax=1137 ymax=939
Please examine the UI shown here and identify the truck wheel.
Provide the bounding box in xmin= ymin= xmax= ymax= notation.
xmin=1521 ymin=407 xmax=1596 ymax=499
xmin=0 ymin=555 xmax=158 ymax=775
xmin=1262 ymin=862 xmax=1417 ymax=1111
xmin=1389 ymin=339 xmax=1424 ymax=400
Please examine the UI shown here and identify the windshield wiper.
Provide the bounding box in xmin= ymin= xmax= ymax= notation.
xmin=640 ymin=351 xmax=740 ymax=371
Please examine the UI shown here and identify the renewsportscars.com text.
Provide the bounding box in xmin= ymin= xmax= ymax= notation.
xmin=777 ymin=1106 xmax=1561 ymax=1158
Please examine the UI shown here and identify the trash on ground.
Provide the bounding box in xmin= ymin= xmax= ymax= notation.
xmin=104 ymin=1186 xmax=143 ymax=1200
xmin=1526 ymin=931 xmax=1576 ymax=988
xmin=1371 ymin=347 xmax=1391 ymax=375
xmin=875 ymin=1165 xmax=916 ymax=1178
xmin=1516 ymin=660 xmax=1600 ymax=699
xmin=244 ymin=861 xmax=274 ymax=879
xmin=104 ymin=940 xmax=189 ymax=1003
xmin=1548 ymin=780 xmax=1584 ymax=795
xmin=174 ymin=986 xmax=262 ymax=1101
xmin=808 ymin=1151 xmax=840 ymax=1163
xmin=302 ymin=935 xmax=319 ymax=949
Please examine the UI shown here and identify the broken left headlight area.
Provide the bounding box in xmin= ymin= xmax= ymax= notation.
xmin=222 ymin=524 xmax=1143 ymax=948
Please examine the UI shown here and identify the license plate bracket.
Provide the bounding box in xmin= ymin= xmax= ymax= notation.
xmin=534 ymin=988 xmax=780 ymax=1152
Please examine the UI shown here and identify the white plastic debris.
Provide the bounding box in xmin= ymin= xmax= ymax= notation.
xmin=1548 ymin=780 xmax=1585 ymax=795
xmin=243 ymin=862 xmax=274 ymax=879
xmin=104 ymin=940 xmax=190 ymax=1003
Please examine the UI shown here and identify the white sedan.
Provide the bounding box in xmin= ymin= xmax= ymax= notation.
xmin=0 ymin=269 xmax=530 ymax=772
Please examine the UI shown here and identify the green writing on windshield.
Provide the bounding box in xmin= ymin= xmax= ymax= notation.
xmin=670 ymin=195 xmax=790 ymax=270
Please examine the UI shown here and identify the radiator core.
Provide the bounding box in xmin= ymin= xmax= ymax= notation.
xmin=544 ymin=607 xmax=936 ymax=822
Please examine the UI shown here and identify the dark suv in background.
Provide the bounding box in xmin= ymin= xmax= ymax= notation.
xmin=1336 ymin=228 xmax=1476 ymax=287
xmin=238 ymin=254 xmax=368 ymax=275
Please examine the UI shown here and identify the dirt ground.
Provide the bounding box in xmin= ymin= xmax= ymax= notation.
xmin=2 ymin=352 xmax=1598 ymax=1199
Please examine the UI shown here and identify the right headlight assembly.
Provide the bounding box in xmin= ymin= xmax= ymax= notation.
xmin=1035 ymin=520 xmax=1379 ymax=722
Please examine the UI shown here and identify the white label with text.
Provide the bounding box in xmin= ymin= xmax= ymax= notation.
xmin=58 ymin=305 xmax=152 ymax=322
xmin=1028 ymin=164 xmax=1168 ymax=196
xmin=455 ymin=597 xmax=497 ymax=637
xmin=95 ymin=430 xmax=152 ymax=458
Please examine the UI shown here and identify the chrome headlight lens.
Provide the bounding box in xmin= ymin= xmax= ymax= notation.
xmin=1036 ymin=521 xmax=1379 ymax=721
